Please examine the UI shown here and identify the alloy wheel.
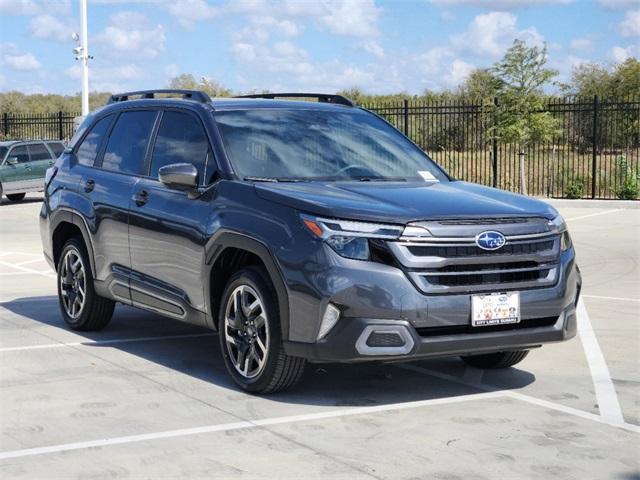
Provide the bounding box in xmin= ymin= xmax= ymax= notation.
xmin=59 ymin=248 xmax=86 ymax=319
xmin=224 ymin=284 xmax=269 ymax=379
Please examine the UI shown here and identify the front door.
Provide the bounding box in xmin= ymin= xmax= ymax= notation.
xmin=128 ymin=109 xmax=213 ymax=321
xmin=1 ymin=145 xmax=38 ymax=193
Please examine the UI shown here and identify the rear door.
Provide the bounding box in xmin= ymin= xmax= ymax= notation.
xmin=128 ymin=109 xmax=214 ymax=319
xmin=79 ymin=109 xmax=158 ymax=303
xmin=26 ymin=142 xmax=55 ymax=190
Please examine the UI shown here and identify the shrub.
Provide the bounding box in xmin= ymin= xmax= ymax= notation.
xmin=565 ymin=179 xmax=585 ymax=199
xmin=615 ymin=155 xmax=639 ymax=200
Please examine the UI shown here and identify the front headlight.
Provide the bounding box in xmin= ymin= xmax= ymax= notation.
xmin=301 ymin=214 xmax=403 ymax=260
xmin=549 ymin=215 xmax=572 ymax=251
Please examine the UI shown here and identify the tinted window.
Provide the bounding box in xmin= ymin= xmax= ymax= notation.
xmin=27 ymin=143 xmax=51 ymax=161
xmin=77 ymin=115 xmax=112 ymax=166
xmin=47 ymin=142 xmax=65 ymax=157
xmin=0 ymin=146 xmax=8 ymax=160
xmin=102 ymin=111 xmax=156 ymax=175
xmin=7 ymin=145 xmax=30 ymax=163
xmin=149 ymin=111 xmax=209 ymax=182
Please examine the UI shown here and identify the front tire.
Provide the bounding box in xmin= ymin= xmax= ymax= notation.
xmin=57 ymin=238 xmax=115 ymax=331
xmin=219 ymin=266 xmax=305 ymax=393
xmin=6 ymin=193 xmax=26 ymax=202
xmin=461 ymin=350 xmax=529 ymax=369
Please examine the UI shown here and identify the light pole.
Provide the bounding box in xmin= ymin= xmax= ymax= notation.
xmin=72 ymin=0 xmax=90 ymax=117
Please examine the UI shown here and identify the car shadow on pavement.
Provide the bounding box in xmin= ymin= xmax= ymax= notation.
xmin=0 ymin=196 xmax=43 ymax=207
xmin=2 ymin=295 xmax=536 ymax=407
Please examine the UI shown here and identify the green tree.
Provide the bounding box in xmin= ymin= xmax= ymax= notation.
xmin=490 ymin=39 xmax=559 ymax=194
xmin=458 ymin=68 xmax=501 ymax=103
xmin=167 ymin=74 xmax=231 ymax=97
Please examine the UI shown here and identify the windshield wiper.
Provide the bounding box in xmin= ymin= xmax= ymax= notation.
xmin=355 ymin=176 xmax=407 ymax=182
xmin=244 ymin=176 xmax=310 ymax=183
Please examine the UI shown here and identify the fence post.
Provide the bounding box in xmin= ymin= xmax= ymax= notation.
xmin=403 ymin=99 xmax=409 ymax=136
xmin=58 ymin=111 xmax=64 ymax=140
xmin=492 ymin=97 xmax=498 ymax=188
xmin=591 ymin=95 xmax=599 ymax=199
xmin=2 ymin=112 xmax=8 ymax=139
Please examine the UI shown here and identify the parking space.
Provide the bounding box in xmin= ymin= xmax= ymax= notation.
xmin=1 ymin=194 xmax=638 ymax=479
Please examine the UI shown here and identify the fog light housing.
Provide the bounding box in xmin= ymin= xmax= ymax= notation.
xmin=317 ymin=303 xmax=340 ymax=340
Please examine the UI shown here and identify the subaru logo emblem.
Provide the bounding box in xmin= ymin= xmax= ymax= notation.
xmin=475 ymin=231 xmax=506 ymax=250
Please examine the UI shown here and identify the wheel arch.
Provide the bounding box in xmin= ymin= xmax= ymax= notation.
xmin=51 ymin=209 xmax=96 ymax=278
xmin=204 ymin=231 xmax=290 ymax=339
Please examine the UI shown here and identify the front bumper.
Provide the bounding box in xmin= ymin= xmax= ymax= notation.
xmin=281 ymin=244 xmax=581 ymax=362
xmin=284 ymin=302 xmax=577 ymax=363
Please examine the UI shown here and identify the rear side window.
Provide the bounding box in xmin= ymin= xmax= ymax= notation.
xmin=47 ymin=142 xmax=65 ymax=157
xmin=102 ymin=111 xmax=157 ymax=175
xmin=7 ymin=145 xmax=29 ymax=163
xmin=27 ymin=143 xmax=51 ymax=161
xmin=149 ymin=111 xmax=210 ymax=182
xmin=77 ymin=115 xmax=113 ymax=166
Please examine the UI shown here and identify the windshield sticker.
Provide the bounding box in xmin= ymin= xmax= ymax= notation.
xmin=418 ymin=171 xmax=439 ymax=182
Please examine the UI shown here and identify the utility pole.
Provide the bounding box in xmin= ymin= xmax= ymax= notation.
xmin=80 ymin=0 xmax=89 ymax=117
xmin=73 ymin=0 xmax=90 ymax=117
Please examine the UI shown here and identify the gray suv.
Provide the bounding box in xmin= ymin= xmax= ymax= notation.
xmin=40 ymin=90 xmax=581 ymax=393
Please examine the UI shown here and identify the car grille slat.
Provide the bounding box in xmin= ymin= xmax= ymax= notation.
xmin=389 ymin=219 xmax=561 ymax=294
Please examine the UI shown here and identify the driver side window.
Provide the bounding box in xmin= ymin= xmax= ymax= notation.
xmin=149 ymin=111 xmax=211 ymax=184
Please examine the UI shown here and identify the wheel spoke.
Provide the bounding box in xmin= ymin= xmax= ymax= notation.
xmin=255 ymin=336 xmax=267 ymax=357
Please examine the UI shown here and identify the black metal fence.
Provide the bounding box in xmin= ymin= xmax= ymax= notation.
xmin=366 ymin=96 xmax=640 ymax=199
xmin=0 ymin=112 xmax=79 ymax=143
xmin=1 ymin=96 xmax=638 ymax=199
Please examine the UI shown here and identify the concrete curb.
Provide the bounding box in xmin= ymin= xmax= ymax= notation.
xmin=539 ymin=198 xmax=640 ymax=209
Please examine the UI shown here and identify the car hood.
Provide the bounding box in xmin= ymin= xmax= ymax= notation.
xmin=254 ymin=180 xmax=558 ymax=224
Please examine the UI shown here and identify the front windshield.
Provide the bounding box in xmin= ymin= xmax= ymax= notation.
xmin=214 ymin=109 xmax=448 ymax=182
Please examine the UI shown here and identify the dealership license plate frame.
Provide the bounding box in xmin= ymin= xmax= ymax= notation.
xmin=471 ymin=292 xmax=521 ymax=327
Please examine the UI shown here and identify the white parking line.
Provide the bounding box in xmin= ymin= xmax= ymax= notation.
xmin=583 ymin=295 xmax=640 ymax=303
xmin=0 ymin=390 xmax=503 ymax=460
xmin=0 ymin=260 xmax=55 ymax=278
xmin=576 ymin=298 xmax=625 ymax=426
xmin=565 ymin=209 xmax=623 ymax=222
xmin=0 ymin=333 xmax=216 ymax=353
xmin=397 ymin=364 xmax=639 ymax=433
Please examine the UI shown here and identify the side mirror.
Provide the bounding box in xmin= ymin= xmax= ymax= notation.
xmin=158 ymin=163 xmax=199 ymax=191
xmin=6 ymin=157 xmax=18 ymax=165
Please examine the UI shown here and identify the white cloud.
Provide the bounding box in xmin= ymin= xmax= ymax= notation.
xmin=66 ymin=63 xmax=146 ymax=92
xmin=429 ymin=0 xmax=572 ymax=7
xmin=362 ymin=40 xmax=385 ymax=59
xmin=569 ymin=36 xmax=593 ymax=52
xmin=447 ymin=59 xmax=475 ymax=86
xmin=598 ymin=0 xmax=639 ymax=10
xmin=451 ymin=12 xmax=544 ymax=57
xmin=0 ymin=0 xmax=40 ymax=14
xmin=164 ymin=0 xmax=219 ymax=28
xmin=619 ymin=10 xmax=640 ymax=37
xmin=30 ymin=15 xmax=74 ymax=42
xmin=96 ymin=12 xmax=166 ymax=58
xmin=610 ymin=45 xmax=639 ymax=63
xmin=4 ymin=52 xmax=41 ymax=70
xmin=250 ymin=16 xmax=301 ymax=37
xmin=319 ymin=0 xmax=381 ymax=38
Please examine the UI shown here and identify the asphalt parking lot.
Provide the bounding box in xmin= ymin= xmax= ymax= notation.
xmin=1 ymin=194 xmax=638 ymax=479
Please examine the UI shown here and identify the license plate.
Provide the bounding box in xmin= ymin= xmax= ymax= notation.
xmin=471 ymin=292 xmax=520 ymax=327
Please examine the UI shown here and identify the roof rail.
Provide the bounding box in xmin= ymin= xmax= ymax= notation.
xmin=235 ymin=93 xmax=355 ymax=107
xmin=107 ymin=89 xmax=212 ymax=105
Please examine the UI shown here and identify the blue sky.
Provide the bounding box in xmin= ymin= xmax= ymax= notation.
xmin=0 ymin=0 xmax=638 ymax=95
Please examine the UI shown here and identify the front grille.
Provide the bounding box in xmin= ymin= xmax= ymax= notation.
xmin=388 ymin=219 xmax=560 ymax=294
xmin=407 ymin=240 xmax=554 ymax=258
xmin=428 ymin=269 xmax=550 ymax=287
xmin=416 ymin=316 xmax=558 ymax=337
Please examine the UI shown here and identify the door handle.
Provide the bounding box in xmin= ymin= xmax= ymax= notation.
xmin=24 ymin=164 xmax=32 ymax=170
xmin=84 ymin=179 xmax=95 ymax=193
xmin=48 ymin=161 xmax=54 ymax=166
xmin=134 ymin=190 xmax=149 ymax=207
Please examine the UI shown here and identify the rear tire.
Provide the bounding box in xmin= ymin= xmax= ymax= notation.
xmin=460 ymin=350 xmax=529 ymax=369
xmin=6 ymin=193 xmax=26 ymax=202
xmin=57 ymin=237 xmax=115 ymax=331
xmin=219 ymin=266 xmax=305 ymax=393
